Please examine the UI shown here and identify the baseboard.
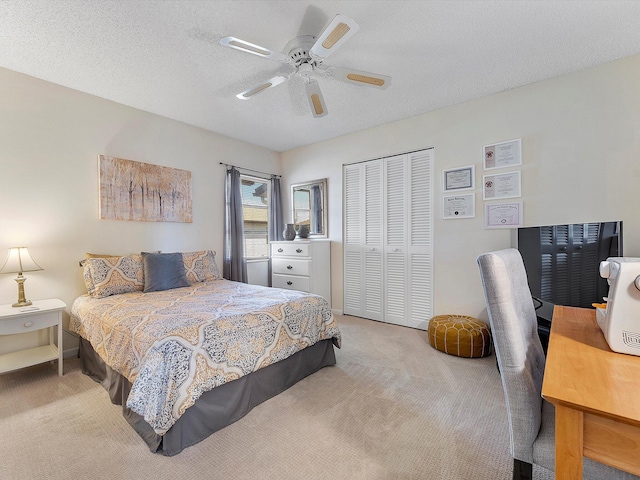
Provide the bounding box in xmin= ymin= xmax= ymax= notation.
xmin=63 ymin=346 xmax=79 ymax=359
xmin=331 ymin=308 xmax=344 ymax=316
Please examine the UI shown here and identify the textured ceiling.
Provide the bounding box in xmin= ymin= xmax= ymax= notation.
xmin=2 ymin=1 xmax=640 ymax=152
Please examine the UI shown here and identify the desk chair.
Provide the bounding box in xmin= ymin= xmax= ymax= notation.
xmin=477 ymin=248 xmax=639 ymax=480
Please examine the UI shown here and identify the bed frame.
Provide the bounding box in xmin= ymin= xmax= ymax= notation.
xmin=79 ymin=337 xmax=336 ymax=455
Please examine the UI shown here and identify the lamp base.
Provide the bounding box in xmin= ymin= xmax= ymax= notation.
xmin=12 ymin=299 xmax=33 ymax=308
xmin=12 ymin=274 xmax=32 ymax=307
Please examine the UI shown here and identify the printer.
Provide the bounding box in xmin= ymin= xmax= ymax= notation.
xmin=596 ymin=257 xmax=640 ymax=356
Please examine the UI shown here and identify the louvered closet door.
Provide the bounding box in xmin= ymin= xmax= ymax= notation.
xmin=343 ymin=160 xmax=384 ymax=320
xmin=384 ymin=155 xmax=408 ymax=326
xmin=343 ymin=149 xmax=433 ymax=329
xmin=362 ymin=160 xmax=384 ymax=320
xmin=344 ymin=164 xmax=363 ymax=316
xmin=383 ymin=151 xmax=434 ymax=328
xmin=406 ymin=150 xmax=434 ymax=329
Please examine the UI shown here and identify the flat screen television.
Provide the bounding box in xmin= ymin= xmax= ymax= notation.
xmin=517 ymin=221 xmax=623 ymax=309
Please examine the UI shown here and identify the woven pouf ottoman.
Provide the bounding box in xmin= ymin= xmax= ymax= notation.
xmin=428 ymin=315 xmax=492 ymax=358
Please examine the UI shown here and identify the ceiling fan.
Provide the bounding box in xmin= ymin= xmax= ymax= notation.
xmin=219 ymin=14 xmax=391 ymax=118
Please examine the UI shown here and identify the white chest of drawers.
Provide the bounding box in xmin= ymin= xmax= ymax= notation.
xmin=271 ymin=240 xmax=331 ymax=306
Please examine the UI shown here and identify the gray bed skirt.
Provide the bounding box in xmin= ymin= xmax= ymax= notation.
xmin=79 ymin=337 xmax=336 ymax=456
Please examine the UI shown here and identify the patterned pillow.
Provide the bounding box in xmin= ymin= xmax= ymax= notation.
xmin=81 ymin=253 xmax=115 ymax=294
xmin=81 ymin=260 xmax=96 ymax=294
xmin=182 ymin=250 xmax=221 ymax=283
xmin=83 ymin=255 xmax=145 ymax=298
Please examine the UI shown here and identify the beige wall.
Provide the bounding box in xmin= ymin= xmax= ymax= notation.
xmin=280 ymin=54 xmax=640 ymax=320
xmin=2 ymin=51 xmax=639 ymax=356
xmin=0 ymin=67 xmax=280 ymax=354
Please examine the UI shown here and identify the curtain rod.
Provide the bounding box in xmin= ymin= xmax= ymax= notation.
xmin=219 ymin=162 xmax=281 ymax=178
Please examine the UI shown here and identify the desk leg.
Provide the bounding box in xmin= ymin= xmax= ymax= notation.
xmin=555 ymin=404 xmax=583 ymax=479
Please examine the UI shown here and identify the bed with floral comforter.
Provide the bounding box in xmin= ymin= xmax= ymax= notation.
xmin=70 ymin=278 xmax=341 ymax=450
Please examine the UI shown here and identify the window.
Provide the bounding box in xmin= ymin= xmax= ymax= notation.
xmin=240 ymin=175 xmax=270 ymax=258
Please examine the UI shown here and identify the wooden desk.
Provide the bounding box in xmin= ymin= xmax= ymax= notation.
xmin=542 ymin=305 xmax=640 ymax=478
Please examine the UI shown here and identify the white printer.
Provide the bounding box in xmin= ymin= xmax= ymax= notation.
xmin=596 ymin=257 xmax=640 ymax=356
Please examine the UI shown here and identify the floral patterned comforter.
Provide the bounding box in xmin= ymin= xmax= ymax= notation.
xmin=70 ymin=279 xmax=341 ymax=435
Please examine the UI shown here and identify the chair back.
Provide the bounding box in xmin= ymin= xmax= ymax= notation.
xmin=477 ymin=248 xmax=546 ymax=464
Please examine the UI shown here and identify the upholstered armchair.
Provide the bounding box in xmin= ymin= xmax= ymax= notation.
xmin=477 ymin=248 xmax=639 ymax=480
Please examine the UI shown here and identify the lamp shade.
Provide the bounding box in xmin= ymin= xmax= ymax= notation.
xmin=0 ymin=247 xmax=43 ymax=275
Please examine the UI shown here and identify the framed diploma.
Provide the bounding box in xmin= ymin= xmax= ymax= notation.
xmin=442 ymin=194 xmax=475 ymax=219
xmin=484 ymin=202 xmax=523 ymax=229
xmin=442 ymin=165 xmax=475 ymax=192
xmin=483 ymin=138 xmax=522 ymax=170
xmin=482 ymin=171 xmax=521 ymax=200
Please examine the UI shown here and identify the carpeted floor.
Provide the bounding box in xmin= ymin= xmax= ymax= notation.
xmin=0 ymin=315 xmax=554 ymax=479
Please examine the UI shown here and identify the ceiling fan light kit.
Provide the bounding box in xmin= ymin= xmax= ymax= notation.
xmin=219 ymin=13 xmax=390 ymax=118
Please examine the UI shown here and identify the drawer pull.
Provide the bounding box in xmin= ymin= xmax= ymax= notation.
xmin=287 ymin=281 xmax=293 ymax=286
xmin=287 ymin=265 xmax=293 ymax=270
xmin=296 ymin=248 xmax=302 ymax=253
xmin=277 ymin=248 xmax=283 ymax=253
xmin=24 ymin=321 xmax=33 ymax=328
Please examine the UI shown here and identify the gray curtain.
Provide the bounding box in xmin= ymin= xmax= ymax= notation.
xmin=267 ymin=176 xmax=284 ymax=286
xmin=223 ymin=167 xmax=248 ymax=283
xmin=269 ymin=176 xmax=284 ymax=242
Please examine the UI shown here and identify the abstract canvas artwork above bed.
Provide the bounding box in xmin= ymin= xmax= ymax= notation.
xmin=98 ymin=155 xmax=192 ymax=223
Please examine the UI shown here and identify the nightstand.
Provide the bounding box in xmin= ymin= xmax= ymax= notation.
xmin=0 ymin=298 xmax=66 ymax=376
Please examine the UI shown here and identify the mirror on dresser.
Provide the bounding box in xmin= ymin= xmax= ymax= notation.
xmin=291 ymin=178 xmax=328 ymax=238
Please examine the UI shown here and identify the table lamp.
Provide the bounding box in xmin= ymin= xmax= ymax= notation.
xmin=0 ymin=247 xmax=43 ymax=307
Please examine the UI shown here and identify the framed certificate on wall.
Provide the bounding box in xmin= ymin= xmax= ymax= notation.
xmin=484 ymin=202 xmax=523 ymax=229
xmin=483 ymin=139 xmax=522 ymax=170
xmin=482 ymin=171 xmax=521 ymax=200
xmin=442 ymin=165 xmax=475 ymax=192
xmin=443 ymin=194 xmax=475 ymax=219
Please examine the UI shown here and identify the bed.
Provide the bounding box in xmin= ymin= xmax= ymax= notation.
xmin=70 ymin=251 xmax=341 ymax=455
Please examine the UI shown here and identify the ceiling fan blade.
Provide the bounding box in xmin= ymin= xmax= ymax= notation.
xmin=305 ymin=80 xmax=328 ymax=118
xmin=220 ymin=36 xmax=288 ymax=62
xmin=309 ymin=14 xmax=359 ymax=61
xmin=236 ymin=76 xmax=288 ymax=100
xmin=330 ymin=67 xmax=391 ymax=89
